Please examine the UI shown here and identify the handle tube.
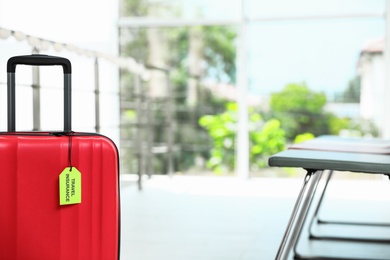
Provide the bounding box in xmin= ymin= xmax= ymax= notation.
xmin=7 ymin=54 xmax=71 ymax=73
xmin=7 ymin=54 xmax=72 ymax=132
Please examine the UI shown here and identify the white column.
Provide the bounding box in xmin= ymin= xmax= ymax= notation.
xmin=235 ymin=0 xmax=250 ymax=178
xmin=383 ymin=0 xmax=390 ymax=138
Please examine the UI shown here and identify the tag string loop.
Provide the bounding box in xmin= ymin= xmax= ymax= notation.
xmin=68 ymin=132 xmax=74 ymax=171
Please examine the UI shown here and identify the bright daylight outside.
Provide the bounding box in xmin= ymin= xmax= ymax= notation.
xmin=0 ymin=0 xmax=389 ymax=259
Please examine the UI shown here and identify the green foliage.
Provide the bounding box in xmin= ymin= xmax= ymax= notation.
xmin=294 ymin=133 xmax=315 ymax=144
xmin=124 ymin=110 xmax=137 ymax=120
xmin=327 ymin=113 xmax=350 ymax=135
xmin=250 ymin=119 xmax=286 ymax=169
xmin=160 ymin=26 xmax=237 ymax=86
xmin=198 ymin=103 xmax=237 ymax=173
xmin=335 ymin=75 xmax=361 ymax=103
xmin=202 ymin=26 xmax=237 ymax=83
xmin=269 ymin=82 xmax=379 ymax=140
xmin=271 ymin=83 xmax=326 ymax=114
xmin=199 ymin=103 xmax=286 ymax=173
xmin=342 ymin=118 xmax=379 ymax=137
xmin=119 ymin=0 xmax=238 ymax=174
xmin=343 ymin=76 xmax=361 ymax=102
xmin=270 ymin=83 xmax=330 ymax=140
xmin=120 ymin=0 xmax=148 ymax=16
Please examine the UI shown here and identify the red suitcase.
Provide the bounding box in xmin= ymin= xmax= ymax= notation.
xmin=0 ymin=55 xmax=120 ymax=260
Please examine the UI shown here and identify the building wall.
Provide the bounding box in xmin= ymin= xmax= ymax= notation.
xmin=358 ymin=52 xmax=385 ymax=136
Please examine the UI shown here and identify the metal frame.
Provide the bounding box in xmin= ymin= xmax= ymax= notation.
xmin=307 ymin=171 xmax=390 ymax=243
xmin=277 ymin=168 xmax=390 ymax=260
xmin=276 ymin=169 xmax=324 ymax=260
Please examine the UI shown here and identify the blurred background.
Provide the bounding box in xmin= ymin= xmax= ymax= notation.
xmin=1 ymin=1 xmax=389 ymax=259
xmin=0 ymin=0 xmax=386 ymax=182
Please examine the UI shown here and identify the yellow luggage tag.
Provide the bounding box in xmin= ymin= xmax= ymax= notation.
xmin=59 ymin=167 xmax=81 ymax=205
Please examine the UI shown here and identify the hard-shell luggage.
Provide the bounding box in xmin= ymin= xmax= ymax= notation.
xmin=0 ymin=55 xmax=120 ymax=260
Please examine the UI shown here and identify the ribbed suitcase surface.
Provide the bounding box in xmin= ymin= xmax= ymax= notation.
xmin=0 ymin=133 xmax=120 ymax=260
xmin=1 ymin=55 xmax=120 ymax=259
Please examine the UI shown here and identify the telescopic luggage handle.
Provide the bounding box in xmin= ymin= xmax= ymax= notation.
xmin=6 ymin=54 xmax=72 ymax=132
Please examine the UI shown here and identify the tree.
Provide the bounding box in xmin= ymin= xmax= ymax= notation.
xmin=199 ymin=103 xmax=286 ymax=173
xmin=343 ymin=75 xmax=361 ymax=103
xmin=119 ymin=0 xmax=238 ymax=173
xmin=270 ymin=83 xmax=329 ymax=140
xmin=268 ymin=82 xmax=374 ymax=140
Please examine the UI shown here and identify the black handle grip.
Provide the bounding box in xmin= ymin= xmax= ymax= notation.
xmin=7 ymin=54 xmax=72 ymax=132
xmin=7 ymin=54 xmax=71 ymax=74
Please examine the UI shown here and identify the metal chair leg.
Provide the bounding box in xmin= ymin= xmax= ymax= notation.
xmin=309 ymin=172 xmax=390 ymax=243
xmin=276 ymin=170 xmax=323 ymax=260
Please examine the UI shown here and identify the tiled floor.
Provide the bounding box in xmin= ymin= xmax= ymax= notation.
xmin=119 ymin=174 xmax=390 ymax=260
